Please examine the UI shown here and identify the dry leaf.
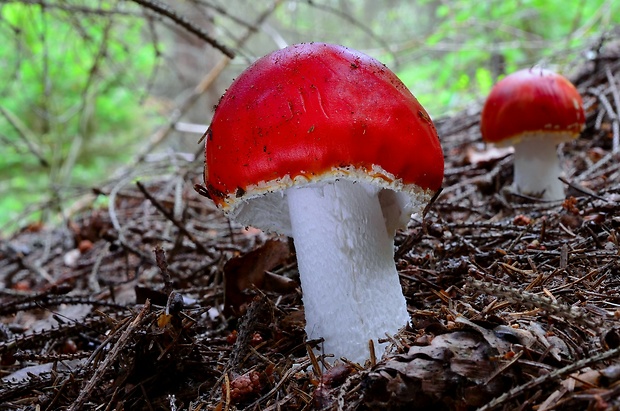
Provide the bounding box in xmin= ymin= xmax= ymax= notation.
xmin=224 ymin=239 xmax=295 ymax=316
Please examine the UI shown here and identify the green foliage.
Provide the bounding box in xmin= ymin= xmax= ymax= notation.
xmin=268 ymin=0 xmax=618 ymax=117
xmin=0 ymin=3 xmax=160 ymax=232
xmin=393 ymin=0 xmax=620 ymax=115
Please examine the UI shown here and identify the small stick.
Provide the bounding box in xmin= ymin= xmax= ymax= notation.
xmin=154 ymin=246 xmax=172 ymax=297
xmin=307 ymin=343 xmax=323 ymax=377
xmin=130 ymin=0 xmax=234 ymax=58
xmin=368 ymin=339 xmax=376 ymax=367
xmin=467 ymin=278 xmax=606 ymax=330
xmin=476 ymin=345 xmax=620 ymax=411
xmin=558 ymin=176 xmax=608 ymax=201
xmin=0 ymin=106 xmax=49 ymax=167
xmin=68 ymin=301 xmax=151 ymax=411
xmin=137 ymin=181 xmax=218 ymax=259
xmin=576 ymin=150 xmax=616 ymax=182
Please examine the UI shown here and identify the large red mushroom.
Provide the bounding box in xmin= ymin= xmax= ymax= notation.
xmin=480 ymin=68 xmax=585 ymax=200
xmin=204 ymin=43 xmax=444 ymax=364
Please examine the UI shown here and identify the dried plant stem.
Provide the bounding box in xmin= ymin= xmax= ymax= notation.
xmin=0 ymin=106 xmax=49 ymax=167
xmin=476 ymin=345 xmax=620 ymax=411
xmin=467 ymin=278 xmax=606 ymax=330
xmin=137 ymin=181 xmax=217 ymax=259
xmin=130 ymin=0 xmax=234 ymax=58
xmin=68 ymin=301 xmax=151 ymax=411
xmin=124 ymin=0 xmax=283 ymax=169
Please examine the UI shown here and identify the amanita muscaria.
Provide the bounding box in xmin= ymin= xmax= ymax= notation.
xmin=480 ymin=68 xmax=585 ymax=201
xmin=204 ymin=43 xmax=444 ymax=364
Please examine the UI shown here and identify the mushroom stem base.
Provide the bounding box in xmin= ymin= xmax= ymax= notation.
xmin=287 ymin=180 xmax=410 ymax=364
xmin=513 ymin=136 xmax=565 ymax=200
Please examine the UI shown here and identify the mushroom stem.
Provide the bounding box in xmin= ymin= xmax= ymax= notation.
xmin=513 ymin=136 xmax=565 ymax=200
xmin=287 ymin=179 xmax=410 ymax=364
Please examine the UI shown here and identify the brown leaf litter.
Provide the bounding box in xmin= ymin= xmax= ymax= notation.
xmin=2 ymin=36 xmax=620 ymax=410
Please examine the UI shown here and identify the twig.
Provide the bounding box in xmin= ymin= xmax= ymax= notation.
xmin=0 ymin=106 xmax=49 ymax=167
xmin=606 ymin=66 xmax=620 ymax=151
xmin=136 ymin=181 xmax=218 ymax=259
xmin=68 ymin=300 xmax=151 ymax=411
xmin=0 ymin=294 xmax=128 ymax=317
xmin=139 ymin=10 xmax=162 ymax=105
xmin=422 ymin=187 xmax=443 ymax=217
xmin=587 ymin=85 xmax=617 ymax=120
xmin=128 ymin=0 xmax=282 ymax=167
xmin=248 ymin=358 xmax=313 ymax=409
xmin=154 ymin=246 xmax=172 ymax=296
xmin=130 ymin=0 xmax=234 ymax=58
xmin=441 ymin=156 xmax=512 ymax=195
xmin=0 ymin=240 xmax=54 ymax=284
xmin=575 ymin=150 xmax=616 ymax=182
xmin=0 ymin=316 xmax=113 ymax=356
xmin=476 ymin=345 xmax=620 ymax=411
xmin=300 ymin=1 xmax=398 ymax=64
xmin=467 ymin=278 xmax=607 ymax=330
xmin=558 ymin=176 xmax=608 ymax=201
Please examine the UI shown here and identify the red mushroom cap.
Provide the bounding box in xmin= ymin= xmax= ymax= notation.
xmin=205 ymin=43 xmax=444 ymax=211
xmin=480 ymin=68 xmax=585 ymax=146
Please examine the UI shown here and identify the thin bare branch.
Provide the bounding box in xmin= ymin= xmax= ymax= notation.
xmin=129 ymin=0 xmax=235 ymax=58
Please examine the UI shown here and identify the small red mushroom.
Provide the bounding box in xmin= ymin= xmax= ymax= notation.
xmin=205 ymin=43 xmax=444 ymax=364
xmin=480 ymin=68 xmax=585 ymax=200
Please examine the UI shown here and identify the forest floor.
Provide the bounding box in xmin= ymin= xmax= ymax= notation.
xmin=2 ymin=37 xmax=620 ymax=411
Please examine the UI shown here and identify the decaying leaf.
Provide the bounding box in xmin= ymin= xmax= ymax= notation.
xmin=224 ymin=239 xmax=296 ymax=315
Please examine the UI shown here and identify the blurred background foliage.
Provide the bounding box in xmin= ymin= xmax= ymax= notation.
xmin=0 ymin=0 xmax=619 ymax=234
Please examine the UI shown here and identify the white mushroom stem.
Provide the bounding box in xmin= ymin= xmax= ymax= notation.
xmin=286 ymin=179 xmax=410 ymax=364
xmin=513 ymin=136 xmax=565 ymax=201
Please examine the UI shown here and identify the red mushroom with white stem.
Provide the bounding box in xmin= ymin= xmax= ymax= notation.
xmin=204 ymin=43 xmax=444 ymax=364
xmin=480 ymin=68 xmax=585 ymax=201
